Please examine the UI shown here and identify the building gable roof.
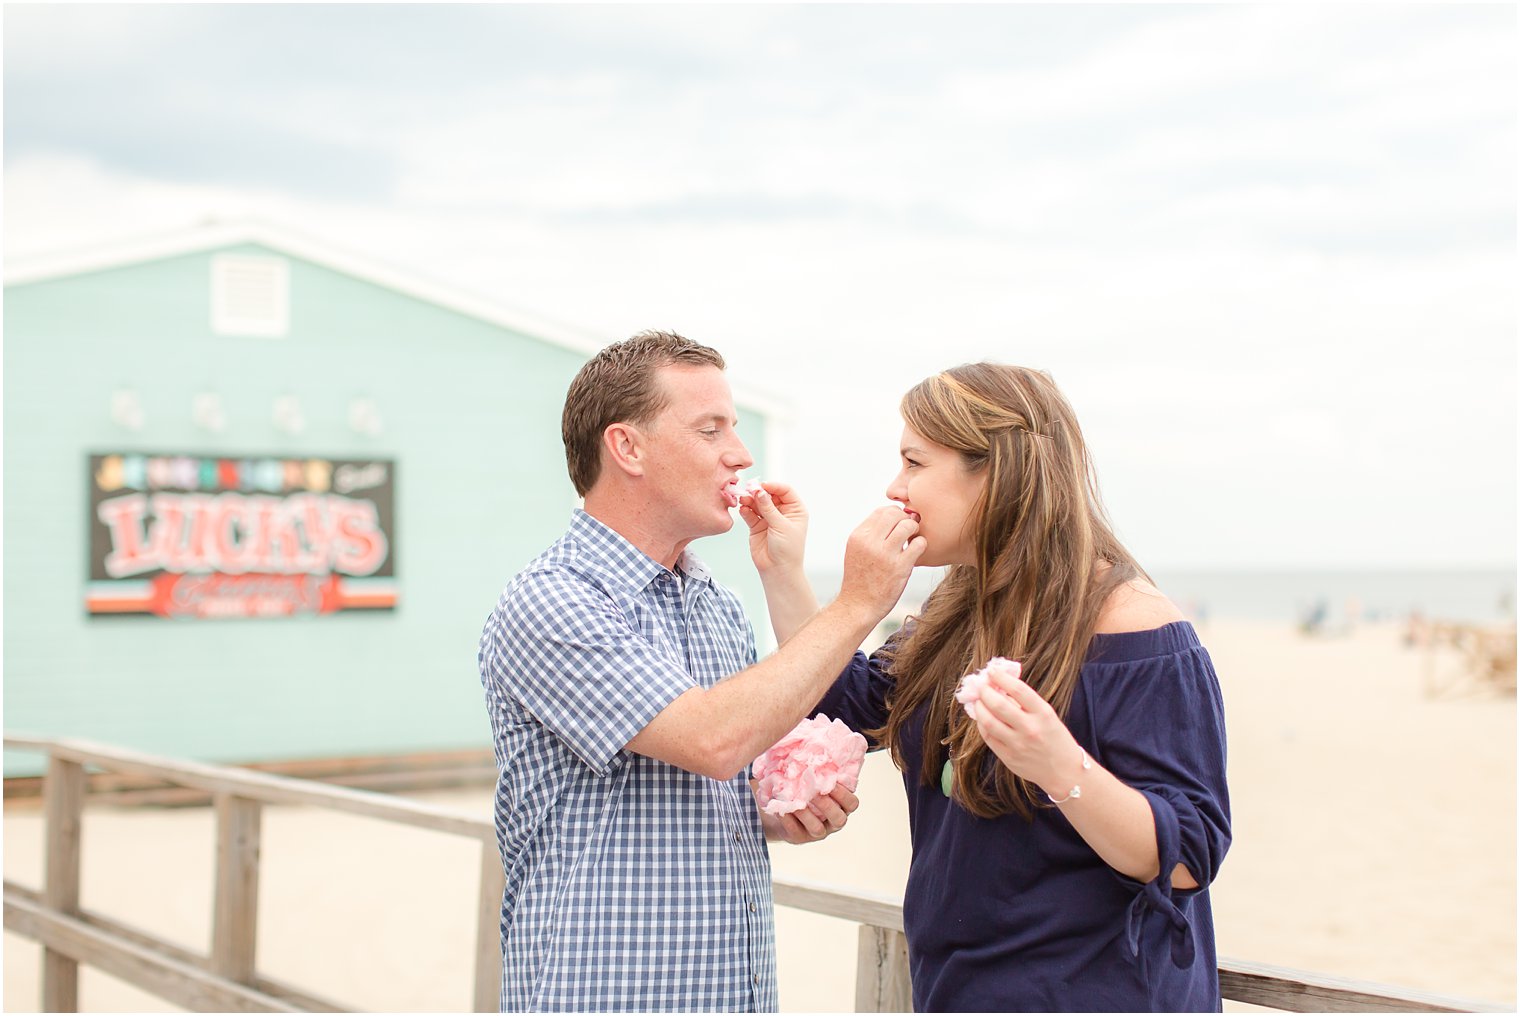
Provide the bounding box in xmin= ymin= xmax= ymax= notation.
xmin=4 ymin=220 xmax=790 ymax=419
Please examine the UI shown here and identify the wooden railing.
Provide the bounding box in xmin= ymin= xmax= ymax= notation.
xmin=3 ymin=734 xmax=504 ymax=1013
xmin=3 ymin=734 xmax=1509 ymax=1013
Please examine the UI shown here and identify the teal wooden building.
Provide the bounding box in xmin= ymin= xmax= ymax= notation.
xmin=3 ymin=222 xmax=783 ymax=777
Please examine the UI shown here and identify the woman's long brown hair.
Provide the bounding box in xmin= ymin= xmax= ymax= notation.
xmin=872 ymin=364 xmax=1147 ymax=820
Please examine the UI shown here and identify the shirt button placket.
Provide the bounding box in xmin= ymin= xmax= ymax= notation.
xmin=746 ymin=890 xmax=764 ymax=1001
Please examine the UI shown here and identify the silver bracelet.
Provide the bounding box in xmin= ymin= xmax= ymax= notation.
xmin=1045 ymin=750 xmax=1092 ymax=804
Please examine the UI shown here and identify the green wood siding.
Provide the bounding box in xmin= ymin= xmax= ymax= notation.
xmin=3 ymin=244 xmax=769 ymax=775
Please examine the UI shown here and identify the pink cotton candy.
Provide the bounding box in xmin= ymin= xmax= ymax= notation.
xmin=954 ymin=657 xmax=1022 ymax=718
xmin=723 ymin=478 xmax=765 ymax=509
xmin=751 ymin=714 xmax=867 ymax=816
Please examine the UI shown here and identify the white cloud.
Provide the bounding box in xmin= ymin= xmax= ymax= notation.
xmin=3 ymin=4 xmax=1513 ymax=569
xmin=2 ymin=4 xmax=215 ymax=75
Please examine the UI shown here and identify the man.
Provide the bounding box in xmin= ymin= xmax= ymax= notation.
xmin=477 ymin=330 xmax=923 ymax=1011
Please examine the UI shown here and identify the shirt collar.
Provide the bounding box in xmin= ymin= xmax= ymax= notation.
xmin=676 ymin=549 xmax=712 ymax=584
xmin=569 ymin=509 xmax=712 ymax=596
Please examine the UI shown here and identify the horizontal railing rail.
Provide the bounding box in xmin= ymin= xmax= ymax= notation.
xmin=4 ymin=733 xmax=1509 ymax=1013
xmin=2 ymin=735 xmax=493 ymax=840
xmin=4 ymin=733 xmax=503 ymax=1013
xmin=3 ymin=747 xmax=498 ymax=807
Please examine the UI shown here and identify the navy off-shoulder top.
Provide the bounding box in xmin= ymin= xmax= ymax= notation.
xmin=815 ymin=621 xmax=1230 ymax=1013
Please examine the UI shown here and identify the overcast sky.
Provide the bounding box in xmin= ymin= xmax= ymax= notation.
xmin=5 ymin=4 xmax=1515 ymax=570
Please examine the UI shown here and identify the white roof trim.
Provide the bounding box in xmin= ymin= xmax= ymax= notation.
xmin=4 ymin=219 xmax=793 ymax=420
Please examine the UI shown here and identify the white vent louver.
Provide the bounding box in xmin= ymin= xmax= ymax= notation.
xmin=211 ymin=254 xmax=290 ymax=337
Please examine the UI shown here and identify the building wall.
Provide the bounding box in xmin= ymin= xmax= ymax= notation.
xmin=3 ymin=243 xmax=770 ymax=775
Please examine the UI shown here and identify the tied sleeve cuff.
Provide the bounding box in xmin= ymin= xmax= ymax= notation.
xmin=1122 ymin=788 xmax=1195 ymax=968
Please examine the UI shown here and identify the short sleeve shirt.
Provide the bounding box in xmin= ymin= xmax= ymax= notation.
xmin=478 ymin=510 xmax=777 ymax=1012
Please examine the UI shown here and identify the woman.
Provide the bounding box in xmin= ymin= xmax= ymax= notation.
xmin=742 ymin=363 xmax=1230 ymax=1012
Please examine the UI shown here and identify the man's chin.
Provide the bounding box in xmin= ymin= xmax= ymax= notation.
xmin=690 ymin=508 xmax=735 ymax=540
xmin=669 ymin=509 xmax=735 ymax=545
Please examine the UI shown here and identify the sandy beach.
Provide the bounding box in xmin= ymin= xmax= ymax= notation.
xmin=5 ymin=620 xmax=1515 ymax=1012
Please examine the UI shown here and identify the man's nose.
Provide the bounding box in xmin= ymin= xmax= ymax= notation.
xmin=725 ymin=436 xmax=754 ymax=471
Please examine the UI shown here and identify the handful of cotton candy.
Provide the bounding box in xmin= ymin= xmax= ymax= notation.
xmin=954 ymin=657 xmax=1022 ymax=718
xmin=722 ymin=478 xmax=766 ymax=509
xmin=751 ymin=715 xmax=867 ymax=816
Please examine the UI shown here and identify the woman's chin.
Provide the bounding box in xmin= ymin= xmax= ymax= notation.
xmin=915 ymin=546 xmax=973 ymax=570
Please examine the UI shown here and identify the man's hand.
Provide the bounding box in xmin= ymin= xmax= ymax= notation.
xmin=754 ymin=783 xmax=859 ymax=844
xmin=836 ymin=506 xmax=926 ymax=621
xmin=626 ymin=509 xmax=916 ymax=781
xmin=739 ymin=482 xmax=808 ymax=576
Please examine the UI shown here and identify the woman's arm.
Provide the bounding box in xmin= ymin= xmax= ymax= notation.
xmin=971 ymin=672 xmax=1195 ymax=885
xmin=1005 ymin=716 xmax=1198 ymax=886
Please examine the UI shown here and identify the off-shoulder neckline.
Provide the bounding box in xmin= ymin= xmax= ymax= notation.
xmin=1085 ymin=619 xmax=1202 ymax=663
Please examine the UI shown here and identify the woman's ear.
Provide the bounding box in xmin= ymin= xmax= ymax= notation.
xmin=602 ymin=422 xmax=646 ymax=478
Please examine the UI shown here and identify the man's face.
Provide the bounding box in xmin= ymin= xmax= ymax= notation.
xmin=639 ymin=364 xmax=754 ymax=540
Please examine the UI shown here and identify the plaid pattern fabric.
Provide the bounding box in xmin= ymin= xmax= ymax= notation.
xmin=478 ymin=510 xmax=776 ymax=1012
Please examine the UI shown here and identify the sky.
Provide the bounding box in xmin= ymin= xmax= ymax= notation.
xmin=4 ymin=3 xmax=1515 ymax=571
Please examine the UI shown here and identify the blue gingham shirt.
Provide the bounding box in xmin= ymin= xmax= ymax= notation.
xmin=478 ymin=509 xmax=777 ymax=1012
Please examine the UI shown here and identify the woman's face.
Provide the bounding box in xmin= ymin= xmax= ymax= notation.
xmin=886 ymin=424 xmax=984 ymax=568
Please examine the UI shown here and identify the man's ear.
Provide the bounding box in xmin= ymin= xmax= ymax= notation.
xmin=602 ymin=422 xmax=646 ymax=478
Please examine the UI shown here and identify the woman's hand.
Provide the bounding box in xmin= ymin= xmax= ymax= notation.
xmin=739 ymin=482 xmax=808 ymax=576
xmin=971 ymin=664 xmax=1085 ymax=797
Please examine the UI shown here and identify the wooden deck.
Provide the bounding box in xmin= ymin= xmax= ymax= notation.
xmin=4 ymin=733 xmax=1509 ymax=1013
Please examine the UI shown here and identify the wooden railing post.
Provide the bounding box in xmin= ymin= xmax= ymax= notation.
xmin=855 ymin=924 xmax=911 ymax=1013
xmin=42 ymin=755 xmax=86 ymax=1012
xmin=211 ymin=793 xmax=262 ymax=984
xmin=473 ymin=839 xmax=505 ymax=1012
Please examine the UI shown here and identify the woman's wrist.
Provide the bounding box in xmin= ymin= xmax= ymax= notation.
xmin=1041 ymin=743 xmax=1093 ymax=805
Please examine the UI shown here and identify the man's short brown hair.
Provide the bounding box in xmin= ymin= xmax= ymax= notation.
xmin=562 ymin=330 xmax=727 ymax=496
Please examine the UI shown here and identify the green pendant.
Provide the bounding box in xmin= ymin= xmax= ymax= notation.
xmin=940 ymin=759 xmax=954 ymax=797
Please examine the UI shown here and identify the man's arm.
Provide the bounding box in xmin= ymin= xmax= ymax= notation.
xmin=626 ymin=506 xmax=923 ymax=780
